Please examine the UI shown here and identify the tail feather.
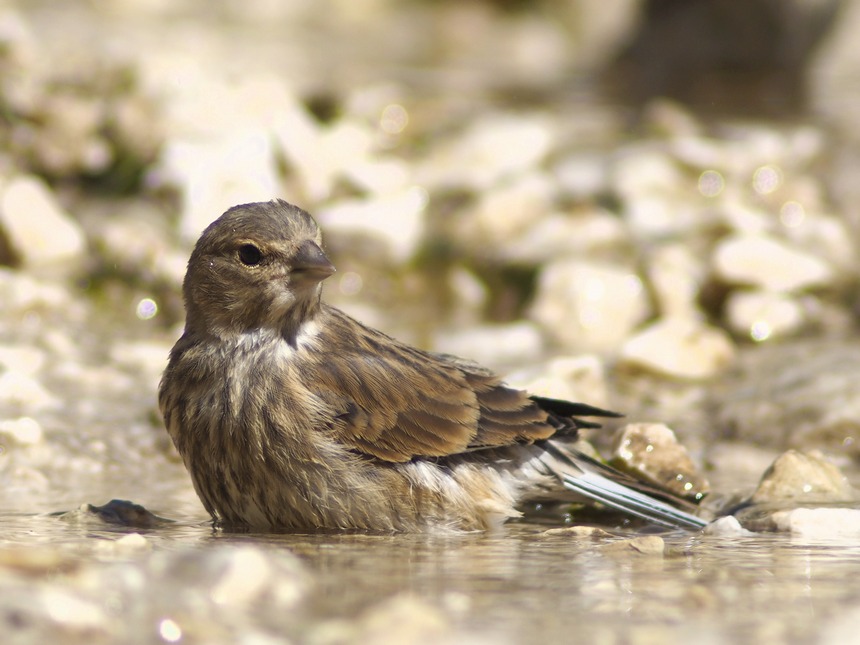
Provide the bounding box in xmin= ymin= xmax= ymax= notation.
xmin=541 ymin=441 xmax=708 ymax=530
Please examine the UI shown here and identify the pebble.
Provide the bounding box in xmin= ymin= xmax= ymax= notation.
xmin=712 ymin=233 xmax=834 ymax=292
xmin=619 ymin=317 xmax=736 ymax=380
xmin=769 ymin=508 xmax=860 ymax=539
xmin=432 ymin=322 xmax=544 ymax=371
xmin=702 ymin=516 xmax=753 ymax=537
xmin=317 ymin=187 xmax=427 ymax=263
xmin=646 ymin=243 xmax=706 ymax=318
xmin=508 ymin=354 xmax=610 ymax=409
xmin=459 ymin=172 xmax=554 ymax=251
xmin=0 ymin=416 xmax=43 ymax=445
xmin=0 ymin=174 xmax=86 ymax=268
xmin=499 ymin=206 xmax=629 ymax=265
xmin=529 ymin=260 xmax=649 ymax=353
xmin=609 ymin=422 xmax=709 ymax=501
xmin=600 ymin=535 xmax=665 ymax=556
xmin=418 ymin=113 xmax=553 ymax=190
xmin=724 ymin=290 xmax=806 ymax=341
xmin=750 ymin=450 xmax=855 ymax=505
xmin=159 ymin=128 xmax=281 ymax=243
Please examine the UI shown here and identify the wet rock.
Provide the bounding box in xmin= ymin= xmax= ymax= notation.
xmin=768 ymin=508 xmax=860 ymax=538
xmin=529 ymin=260 xmax=649 ymax=353
xmin=60 ymin=500 xmax=172 ymax=529
xmin=600 ymin=535 xmax=665 ymax=556
xmin=703 ymin=516 xmax=754 ymax=537
xmin=609 ymin=422 xmax=709 ymax=502
xmin=750 ymin=450 xmax=855 ymax=505
xmin=0 ymin=175 xmax=86 ymax=268
xmin=712 ymin=233 xmax=834 ymax=292
xmin=540 ymin=526 xmax=614 ymax=538
xmin=619 ymin=317 xmax=735 ymax=380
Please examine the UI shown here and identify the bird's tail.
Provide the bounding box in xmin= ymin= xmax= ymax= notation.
xmin=542 ymin=441 xmax=709 ymax=530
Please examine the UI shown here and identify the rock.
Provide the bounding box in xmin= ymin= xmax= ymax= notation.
xmin=725 ymin=290 xmax=806 ymax=341
xmin=646 ymin=243 xmax=706 ymax=318
xmin=600 ymin=535 xmax=665 ymax=556
xmin=458 ymin=172 xmax=554 ymax=252
xmin=159 ymin=129 xmax=281 ymax=244
xmin=508 ymin=354 xmax=611 ymax=410
xmin=712 ymin=233 xmax=834 ymax=292
xmin=432 ymin=321 xmax=544 ymax=372
xmin=0 ymin=416 xmax=43 ymax=445
xmin=0 ymin=175 xmax=86 ymax=268
xmin=317 ymin=187 xmax=427 ymax=263
xmin=417 ymin=113 xmax=553 ymax=190
xmin=619 ymin=317 xmax=735 ymax=380
xmin=540 ymin=526 xmax=614 ymax=538
xmin=499 ymin=206 xmax=629 ymax=265
xmin=768 ymin=508 xmax=860 ymax=538
xmin=609 ymin=423 xmax=709 ymax=502
xmin=703 ymin=516 xmax=754 ymax=537
xmin=750 ymin=450 xmax=855 ymax=505
xmin=529 ymin=260 xmax=649 ymax=353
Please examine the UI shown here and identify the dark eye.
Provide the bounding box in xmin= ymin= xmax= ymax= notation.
xmin=238 ymin=244 xmax=263 ymax=266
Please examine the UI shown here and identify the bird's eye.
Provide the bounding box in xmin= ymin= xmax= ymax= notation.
xmin=238 ymin=244 xmax=263 ymax=266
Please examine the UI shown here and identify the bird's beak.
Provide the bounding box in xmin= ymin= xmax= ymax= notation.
xmin=291 ymin=240 xmax=336 ymax=284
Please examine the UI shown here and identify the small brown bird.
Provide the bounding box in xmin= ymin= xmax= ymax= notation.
xmin=159 ymin=200 xmax=705 ymax=532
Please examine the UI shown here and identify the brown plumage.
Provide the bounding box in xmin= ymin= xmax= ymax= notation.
xmin=159 ymin=200 xmax=705 ymax=532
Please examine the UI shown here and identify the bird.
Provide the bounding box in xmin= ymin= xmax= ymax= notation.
xmin=159 ymin=199 xmax=706 ymax=533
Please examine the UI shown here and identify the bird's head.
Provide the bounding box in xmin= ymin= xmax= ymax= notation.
xmin=183 ymin=200 xmax=336 ymax=339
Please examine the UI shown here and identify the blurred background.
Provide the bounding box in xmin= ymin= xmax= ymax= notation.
xmin=5 ymin=2 xmax=860 ymax=643
xmin=3 ymin=0 xmax=860 ymax=499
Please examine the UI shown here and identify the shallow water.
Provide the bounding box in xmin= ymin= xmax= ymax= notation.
xmin=3 ymin=505 xmax=860 ymax=644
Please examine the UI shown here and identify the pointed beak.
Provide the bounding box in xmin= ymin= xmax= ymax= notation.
xmin=290 ymin=240 xmax=336 ymax=284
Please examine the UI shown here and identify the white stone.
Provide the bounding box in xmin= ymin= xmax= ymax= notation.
xmin=712 ymin=233 xmax=834 ymax=292
xmin=432 ymin=322 xmax=544 ymax=372
xmin=0 ymin=417 xmax=43 ymax=445
xmin=553 ymin=152 xmax=608 ymax=198
xmin=0 ymin=344 xmax=45 ymax=375
xmin=703 ymin=516 xmax=753 ymax=537
xmin=771 ymin=508 xmax=860 ymax=539
xmin=501 ymin=207 xmax=628 ymax=264
xmin=529 ymin=260 xmax=649 ymax=353
xmin=159 ymin=128 xmax=281 ymax=243
xmin=317 ymin=187 xmax=427 ymax=262
xmin=620 ymin=317 xmax=735 ymax=380
xmin=460 ymin=172 xmax=554 ymax=248
xmin=418 ymin=113 xmax=553 ymax=190
xmin=0 ymin=370 xmax=59 ymax=411
xmin=508 ymin=354 xmax=610 ymax=409
xmin=725 ymin=290 xmax=805 ymax=341
xmin=0 ymin=175 xmax=86 ymax=267
xmin=646 ymin=243 xmax=706 ymax=318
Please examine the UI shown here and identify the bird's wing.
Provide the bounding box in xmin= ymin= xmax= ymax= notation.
xmin=302 ymin=308 xmax=603 ymax=462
